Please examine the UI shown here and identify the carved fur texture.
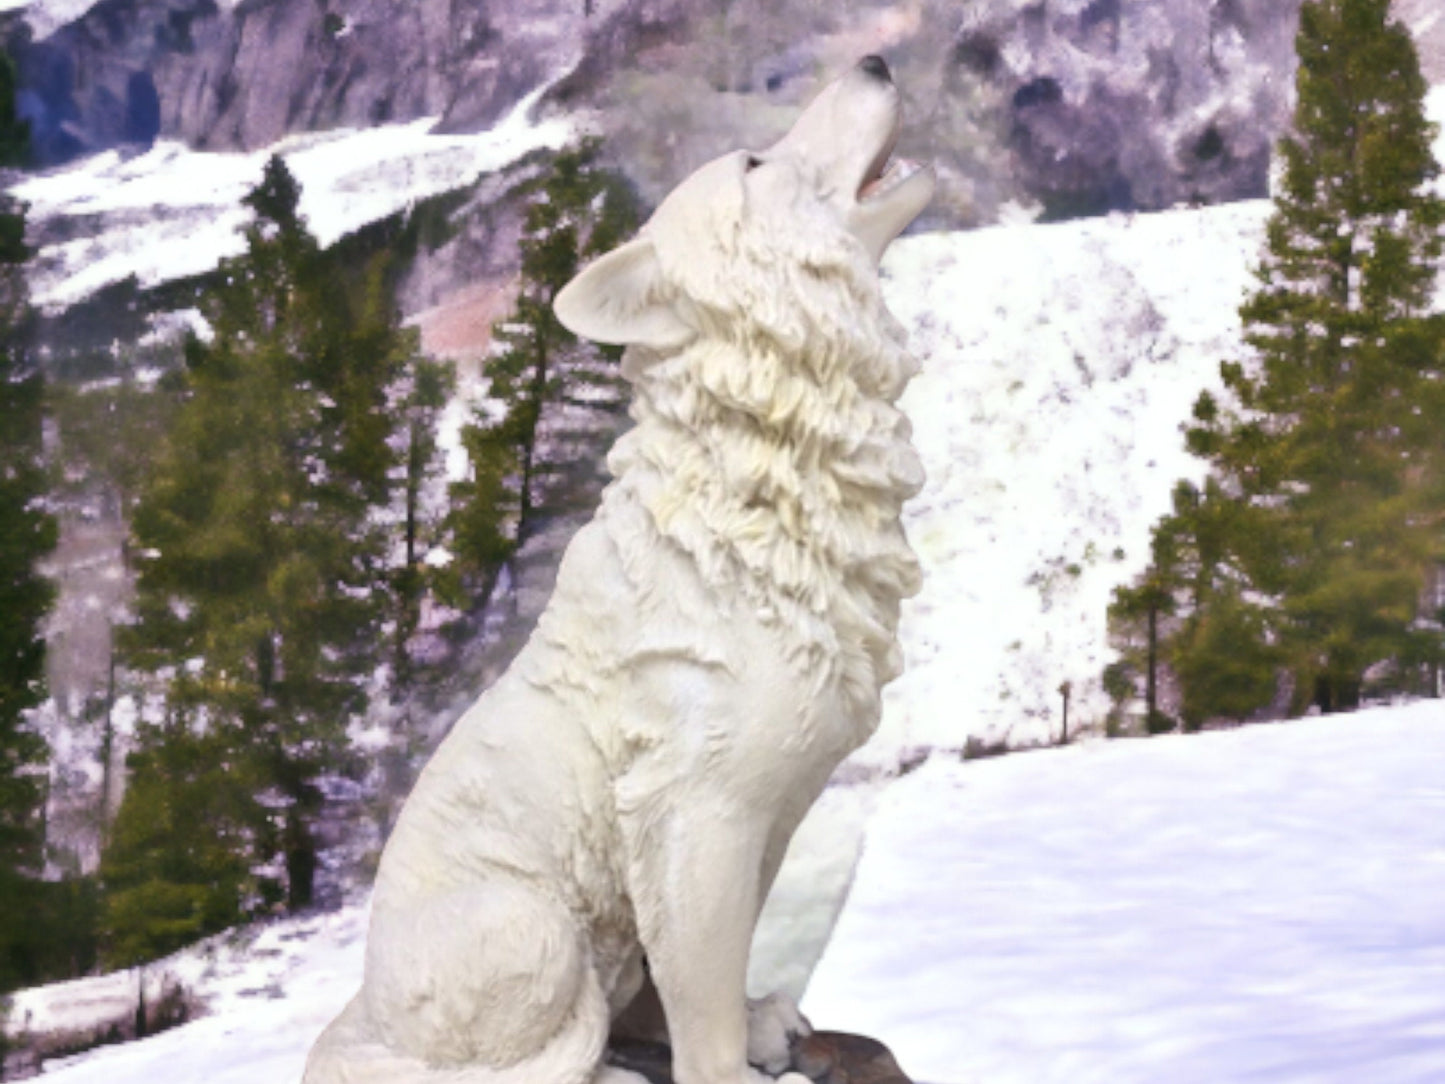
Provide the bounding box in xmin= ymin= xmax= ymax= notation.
xmin=304 ymin=57 xmax=933 ymax=1084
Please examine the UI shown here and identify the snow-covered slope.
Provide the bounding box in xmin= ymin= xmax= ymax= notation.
xmin=18 ymin=704 xmax=1443 ymax=1084
xmin=805 ymin=701 xmax=1445 ymax=1084
xmin=10 ymin=907 xmax=368 ymax=1084
xmin=8 ymin=85 xmax=572 ymax=313
xmin=862 ymin=85 xmax=1445 ymax=757
xmin=869 ymin=200 xmax=1268 ymax=757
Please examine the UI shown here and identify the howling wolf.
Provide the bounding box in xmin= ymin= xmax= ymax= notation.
xmin=304 ymin=54 xmax=933 ymax=1084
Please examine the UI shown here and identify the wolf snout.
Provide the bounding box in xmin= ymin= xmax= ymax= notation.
xmin=858 ymin=55 xmax=892 ymax=83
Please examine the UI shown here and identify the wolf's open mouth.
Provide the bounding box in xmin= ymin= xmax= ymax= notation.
xmin=857 ymin=123 xmax=920 ymax=203
xmin=859 ymin=157 xmax=923 ymax=202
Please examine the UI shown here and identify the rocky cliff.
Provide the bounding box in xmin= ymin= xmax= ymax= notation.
xmin=8 ymin=0 xmax=1392 ymax=226
xmin=6 ymin=0 xmax=595 ymax=161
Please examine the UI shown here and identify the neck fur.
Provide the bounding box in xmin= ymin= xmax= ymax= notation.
xmin=607 ymin=265 xmax=923 ymax=717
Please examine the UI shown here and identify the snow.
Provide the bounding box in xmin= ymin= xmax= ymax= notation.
xmin=18 ymin=703 xmax=1444 ymax=1084
xmin=865 ymin=200 xmax=1269 ymax=757
xmin=0 ymin=0 xmax=244 ymax=39
xmin=0 ymin=0 xmax=100 ymax=39
xmin=8 ymin=86 xmax=573 ymax=313
xmin=12 ymin=906 xmax=368 ymax=1084
xmin=1431 ymin=86 xmax=1445 ymax=162
xmin=803 ymin=701 xmax=1445 ymax=1084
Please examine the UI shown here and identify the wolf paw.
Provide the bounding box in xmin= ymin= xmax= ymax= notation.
xmin=746 ymin=992 xmax=813 ymax=1076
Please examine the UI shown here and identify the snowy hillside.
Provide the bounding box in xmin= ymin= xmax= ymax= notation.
xmin=7 ymin=85 xmax=572 ymax=313
xmin=6 ymin=907 xmax=367 ymax=1083
xmin=871 ymin=200 xmax=1268 ymax=757
xmin=805 ymin=701 xmax=1445 ymax=1084
xmin=865 ymin=86 xmax=1445 ymax=757
xmin=15 ymin=703 xmax=1442 ymax=1084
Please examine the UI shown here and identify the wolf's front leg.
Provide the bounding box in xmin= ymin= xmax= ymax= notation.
xmin=627 ymin=801 xmax=810 ymax=1084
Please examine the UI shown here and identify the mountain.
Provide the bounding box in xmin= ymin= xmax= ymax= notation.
xmin=8 ymin=1 xmax=1442 ymax=328
xmin=13 ymin=0 xmax=1444 ymax=229
xmin=9 ymin=87 xmax=573 ymax=314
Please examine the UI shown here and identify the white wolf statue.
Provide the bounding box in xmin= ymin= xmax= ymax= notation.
xmin=304 ymin=55 xmax=933 ymax=1084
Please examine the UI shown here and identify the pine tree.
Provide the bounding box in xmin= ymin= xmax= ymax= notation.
xmin=0 ymin=55 xmax=56 ymax=995
xmin=48 ymin=370 xmax=180 ymax=843
xmin=390 ymin=354 xmax=453 ymax=695
xmin=1107 ymin=569 xmax=1176 ymax=734
xmin=448 ymin=141 xmax=638 ymax=610
xmin=110 ymin=157 xmax=416 ymax=940
xmin=1182 ymin=0 xmax=1445 ymax=714
xmin=98 ymin=718 xmax=248 ymax=968
xmin=1157 ymin=479 xmax=1283 ymax=728
xmin=0 ymin=50 xmax=27 ymax=170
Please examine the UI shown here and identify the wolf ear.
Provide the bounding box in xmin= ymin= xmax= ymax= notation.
xmin=554 ymin=238 xmax=693 ymax=350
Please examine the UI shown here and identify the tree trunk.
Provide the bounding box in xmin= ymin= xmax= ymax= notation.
xmin=283 ymin=810 xmax=316 ymax=911
xmin=98 ymin=636 xmax=116 ymax=835
xmin=1313 ymin=672 xmax=1361 ymax=714
xmin=134 ymin=966 xmax=148 ymax=1039
xmin=517 ymin=333 xmax=549 ymax=551
xmin=393 ymin=418 xmax=424 ymax=692
xmin=1146 ymin=603 xmax=1159 ymax=721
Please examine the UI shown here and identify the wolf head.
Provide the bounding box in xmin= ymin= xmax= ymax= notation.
xmin=555 ymin=56 xmax=934 ymax=354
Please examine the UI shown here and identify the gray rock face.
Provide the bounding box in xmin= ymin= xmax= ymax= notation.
xmin=8 ymin=0 xmax=600 ymax=159
xmin=555 ymin=0 xmax=1308 ymax=224
xmin=5 ymin=0 xmax=1438 ymax=227
xmin=960 ymin=0 xmax=1303 ymax=217
xmin=6 ymin=0 xmax=211 ymax=163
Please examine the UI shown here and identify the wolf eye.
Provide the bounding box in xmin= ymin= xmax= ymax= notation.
xmin=744 ymin=154 xmax=764 ymax=172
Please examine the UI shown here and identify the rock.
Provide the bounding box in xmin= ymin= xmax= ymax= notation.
xmin=929 ymin=0 xmax=1304 ymax=219
xmin=4 ymin=0 xmax=215 ymax=163
xmin=604 ymin=1031 xmax=915 ymax=1084
xmin=5 ymin=0 xmax=594 ymax=162
xmin=5 ymin=1 xmax=1441 ymax=225
xmin=790 ymin=1031 xmax=915 ymax=1084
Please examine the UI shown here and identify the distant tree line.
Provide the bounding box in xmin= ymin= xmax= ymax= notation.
xmin=1107 ymin=0 xmax=1445 ymax=733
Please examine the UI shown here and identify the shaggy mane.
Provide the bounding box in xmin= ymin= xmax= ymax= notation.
xmin=606 ymin=241 xmax=924 ymax=721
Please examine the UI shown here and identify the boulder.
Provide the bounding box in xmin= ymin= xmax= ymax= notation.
xmin=605 ymin=1031 xmax=916 ymax=1084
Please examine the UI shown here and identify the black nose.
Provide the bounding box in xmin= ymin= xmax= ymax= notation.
xmin=859 ymin=55 xmax=892 ymax=83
